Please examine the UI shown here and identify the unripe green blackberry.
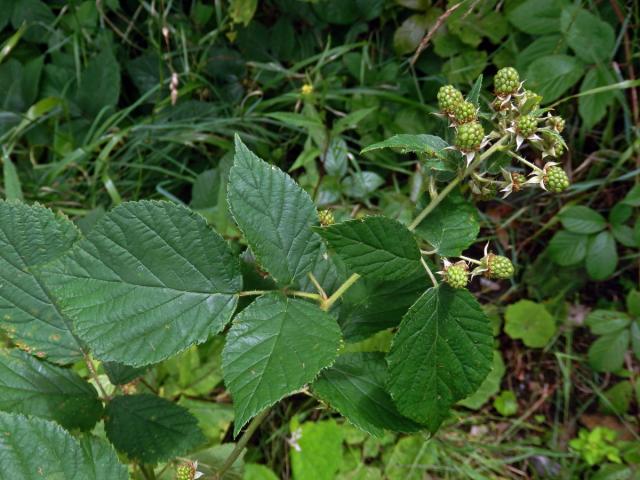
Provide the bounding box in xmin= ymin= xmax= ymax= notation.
xmin=553 ymin=140 xmax=565 ymax=156
xmin=494 ymin=67 xmax=520 ymax=96
xmin=511 ymin=172 xmax=526 ymax=192
xmin=318 ymin=209 xmax=335 ymax=226
xmin=453 ymin=100 xmax=477 ymax=124
xmin=485 ymin=254 xmax=514 ymax=279
xmin=437 ymin=85 xmax=464 ymax=115
xmin=516 ymin=115 xmax=537 ymax=137
xmin=544 ymin=166 xmax=569 ymax=193
xmin=177 ymin=463 xmax=195 ymax=480
xmin=444 ymin=262 xmax=468 ymax=289
xmin=455 ymin=121 xmax=484 ymax=151
xmin=547 ymin=115 xmax=565 ymax=133
xmin=479 ymin=183 xmax=498 ymax=200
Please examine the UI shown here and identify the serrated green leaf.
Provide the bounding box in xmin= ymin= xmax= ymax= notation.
xmin=339 ymin=271 xmax=429 ymax=341
xmin=586 ymin=231 xmax=618 ymax=280
xmin=361 ymin=134 xmax=449 ymax=158
xmin=103 ymin=361 xmax=146 ymax=385
xmin=105 ymin=394 xmax=205 ymax=464
xmin=548 ymin=230 xmax=588 ymax=266
xmin=586 ymin=310 xmax=630 ymax=335
xmin=387 ymin=286 xmax=493 ymax=432
xmin=39 ymin=201 xmax=241 ymax=367
xmin=560 ymin=6 xmax=615 ymax=63
xmin=467 ymin=74 xmax=483 ymax=106
xmin=315 ymin=217 xmax=421 ymax=280
xmin=76 ymin=50 xmax=121 ymax=118
xmin=228 ymin=135 xmax=322 ymax=286
xmin=526 ymin=54 xmax=584 ymax=103
xmin=313 ymin=353 xmax=422 ymax=437
xmin=504 ymin=300 xmax=556 ymax=348
xmin=0 ymin=349 xmax=102 ymax=430
xmin=414 ymin=191 xmax=480 ymax=257
xmin=222 ymin=294 xmax=341 ymax=436
xmin=458 ymin=350 xmax=505 ymax=410
xmin=559 ymin=206 xmax=607 ymax=234
xmin=588 ymin=329 xmax=629 ymax=373
xmin=0 ymin=412 xmax=127 ymax=479
xmin=0 ymin=201 xmax=82 ymax=364
xmin=516 ymin=35 xmax=567 ymax=73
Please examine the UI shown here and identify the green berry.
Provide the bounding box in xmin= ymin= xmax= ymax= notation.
xmin=177 ymin=464 xmax=195 ymax=480
xmin=437 ymin=85 xmax=464 ymax=115
xmin=486 ymin=254 xmax=514 ymax=279
xmin=444 ymin=263 xmax=468 ymax=289
xmin=318 ymin=209 xmax=335 ymax=226
xmin=494 ymin=67 xmax=520 ymax=96
xmin=453 ymin=100 xmax=477 ymax=124
xmin=455 ymin=121 xmax=484 ymax=151
xmin=544 ymin=165 xmax=570 ymax=193
xmin=516 ymin=115 xmax=537 ymax=137
xmin=547 ymin=115 xmax=565 ymax=133
xmin=478 ymin=183 xmax=498 ymax=200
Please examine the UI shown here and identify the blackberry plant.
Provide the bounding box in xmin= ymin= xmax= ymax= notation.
xmin=0 ymin=68 xmax=569 ymax=478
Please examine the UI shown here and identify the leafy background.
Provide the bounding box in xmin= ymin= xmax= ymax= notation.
xmin=0 ymin=0 xmax=639 ymax=479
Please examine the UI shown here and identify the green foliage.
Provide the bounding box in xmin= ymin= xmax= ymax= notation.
xmin=494 ymin=390 xmax=518 ymax=417
xmin=504 ymin=300 xmax=556 ymax=348
xmin=0 ymin=412 xmax=127 ymax=479
xmin=570 ymin=427 xmax=622 ymax=466
xmin=105 ymin=394 xmax=205 ymax=464
xmin=290 ymin=418 xmax=344 ymax=480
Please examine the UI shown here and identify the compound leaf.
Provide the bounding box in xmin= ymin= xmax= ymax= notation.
xmin=0 ymin=349 xmax=102 ymax=430
xmin=222 ymin=294 xmax=341 ymax=436
xmin=105 ymin=394 xmax=205 ymax=464
xmin=387 ymin=285 xmax=493 ymax=432
xmin=39 ymin=201 xmax=242 ymax=367
xmin=228 ymin=135 xmax=322 ymax=286
xmin=0 ymin=201 xmax=82 ymax=364
xmin=313 ymin=352 xmax=422 ymax=436
xmin=315 ymin=216 xmax=421 ymax=280
xmin=0 ymin=412 xmax=127 ymax=480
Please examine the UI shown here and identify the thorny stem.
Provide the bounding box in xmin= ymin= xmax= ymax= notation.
xmin=217 ymin=409 xmax=270 ymax=479
xmin=408 ymin=135 xmax=510 ymax=231
xmin=307 ymin=272 xmax=328 ymax=300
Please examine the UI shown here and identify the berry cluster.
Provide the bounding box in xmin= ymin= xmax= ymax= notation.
xmin=437 ymin=67 xmax=571 ymax=199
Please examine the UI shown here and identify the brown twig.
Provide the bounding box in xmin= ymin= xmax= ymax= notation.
xmin=410 ymin=2 xmax=463 ymax=66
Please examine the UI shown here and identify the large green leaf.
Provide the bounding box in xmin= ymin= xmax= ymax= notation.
xmin=222 ymin=294 xmax=341 ymax=436
xmin=0 ymin=201 xmax=82 ymax=364
xmin=560 ymin=6 xmax=615 ymax=63
xmin=0 ymin=412 xmax=127 ymax=479
xmin=75 ymin=49 xmax=121 ymax=118
xmin=0 ymin=349 xmax=102 ymax=430
xmin=313 ymin=352 xmax=422 ymax=436
xmin=315 ymin=217 xmax=421 ymax=280
xmin=559 ymin=206 xmax=607 ymax=234
xmin=105 ymin=394 xmax=205 ymax=464
xmin=548 ymin=230 xmax=588 ymax=266
xmin=458 ymin=351 xmax=505 ymax=410
xmin=339 ymin=271 xmax=429 ymax=341
xmin=387 ymin=285 xmax=493 ymax=432
xmin=361 ymin=134 xmax=449 ymax=158
xmin=586 ymin=231 xmax=618 ymax=280
xmin=588 ymin=330 xmax=629 ymax=373
xmin=507 ymin=0 xmax=566 ymax=35
xmin=414 ymin=191 xmax=480 ymax=257
xmin=526 ymin=54 xmax=584 ymax=103
xmin=39 ymin=201 xmax=241 ymax=367
xmin=228 ymin=135 xmax=322 ymax=286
